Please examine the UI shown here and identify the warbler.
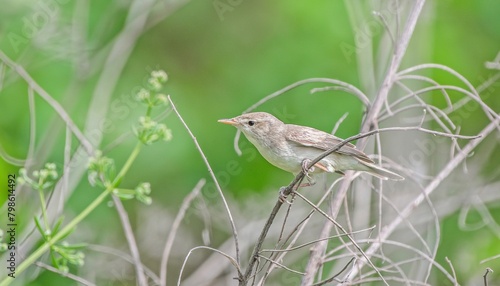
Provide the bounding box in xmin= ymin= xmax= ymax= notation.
xmin=218 ymin=112 xmax=403 ymax=181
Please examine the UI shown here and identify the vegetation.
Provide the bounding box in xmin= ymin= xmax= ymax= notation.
xmin=0 ymin=1 xmax=499 ymax=285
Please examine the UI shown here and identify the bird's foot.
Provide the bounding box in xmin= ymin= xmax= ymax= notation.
xmin=300 ymin=159 xmax=316 ymax=187
xmin=301 ymin=159 xmax=315 ymax=174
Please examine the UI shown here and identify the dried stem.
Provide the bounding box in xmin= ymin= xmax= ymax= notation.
xmin=483 ymin=268 xmax=493 ymax=286
xmin=303 ymin=2 xmax=426 ymax=284
xmin=239 ymin=123 xmax=477 ymax=285
xmin=34 ymin=261 xmax=96 ymax=286
xmin=232 ymin=78 xmax=369 ymax=155
xmin=167 ymin=96 xmax=241 ymax=266
xmin=346 ymin=114 xmax=500 ymax=280
xmin=160 ymin=179 xmax=205 ymax=286
xmin=177 ymin=246 xmax=242 ymax=286
xmin=112 ymin=196 xmax=148 ymax=286
xmin=0 ymin=50 xmax=94 ymax=155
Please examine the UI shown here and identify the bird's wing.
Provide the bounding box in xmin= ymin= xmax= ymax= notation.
xmin=285 ymin=124 xmax=374 ymax=164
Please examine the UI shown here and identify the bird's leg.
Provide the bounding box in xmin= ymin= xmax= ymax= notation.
xmin=300 ymin=159 xmax=316 ymax=187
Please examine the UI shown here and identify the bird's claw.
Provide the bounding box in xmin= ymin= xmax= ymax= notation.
xmin=301 ymin=159 xmax=314 ymax=175
xmin=300 ymin=159 xmax=316 ymax=187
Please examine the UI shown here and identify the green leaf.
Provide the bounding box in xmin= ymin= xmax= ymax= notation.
xmin=34 ymin=217 xmax=46 ymax=239
xmin=52 ymin=216 xmax=65 ymax=235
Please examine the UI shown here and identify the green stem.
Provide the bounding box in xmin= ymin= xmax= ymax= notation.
xmin=0 ymin=142 xmax=143 ymax=286
xmin=113 ymin=142 xmax=142 ymax=186
xmin=1 ymin=189 xmax=111 ymax=286
xmin=37 ymin=189 xmax=50 ymax=235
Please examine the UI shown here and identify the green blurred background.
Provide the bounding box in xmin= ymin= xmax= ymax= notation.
xmin=1 ymin=0 xmax=499 ymax=285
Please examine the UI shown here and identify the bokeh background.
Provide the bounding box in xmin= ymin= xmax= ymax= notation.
xmin=0 ymin=0 xmax=499 ymax=285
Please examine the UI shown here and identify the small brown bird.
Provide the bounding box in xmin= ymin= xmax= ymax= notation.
xmin=218 ymin=112 xmax=403 ymax=181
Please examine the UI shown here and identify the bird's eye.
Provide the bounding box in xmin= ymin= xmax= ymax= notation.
xmin=248 ymin=120 xmax=255 ymax=126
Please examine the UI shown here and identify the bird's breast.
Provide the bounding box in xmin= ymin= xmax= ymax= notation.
xmin=245 ymin=135 xmax=302 ymax=173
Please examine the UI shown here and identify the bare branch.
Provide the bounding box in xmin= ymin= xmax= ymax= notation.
xmin=0 ymin=50 xmax=94 ymax=155
xmin=243 ymin=78 xmax=369 ymax=113
xmin=258 ymin=178 xmax=344 ymax=285
xmin=87 ymin=244 xmax=160 ymax=284
xmin=445 ymin=257 xmax=459 ymax=286
xmin=312 ymin=257 xmax=355 ymax=286
xmin=293 ymin=191 xmax=389 ymax=285
xmin=168 ymin=96 xmax=240 ymax=266
xmin=160 ymin=178 xmax=205 ymax=286
xmin=34 ymin=261 xmax=96 ymax=286
xmin=177 ymin=246 xmax=242 ymax=286
xmin=359 ymin=0 xmax=426 ymax=138
xmin=347 ymin=114 xmax=500 ymax=280
xmin=257 ymin=255 xmax=305 ymax=276
xmin=231 ymin=78 xmax=369 ymax=155
xmin=112 ymin=196 xmax=148 ymax=286
xmin=261 ymin=226 xmax=375 ymax=254
xmin=331 ymin=112 xmax=349 ymax=135
xmin=240 ymin=122 xmax=478 ymax=285
xmin=480 ymin=254 xmax=500 ymax=264
xmin=483 ymin=268 xmax=493 ymax=286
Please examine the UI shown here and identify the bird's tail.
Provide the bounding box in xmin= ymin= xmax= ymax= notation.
xmin=360 ymin=162 xmax=405 ymax=181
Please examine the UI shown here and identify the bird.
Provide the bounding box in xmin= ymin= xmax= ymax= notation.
xmin=218 ymin=112 xmax=404 ymax=181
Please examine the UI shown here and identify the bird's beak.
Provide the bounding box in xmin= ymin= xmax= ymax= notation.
xmin=218 ymin=118 xmax=238 ymax=126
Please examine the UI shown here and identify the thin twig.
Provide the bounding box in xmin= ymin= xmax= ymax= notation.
xmin=243 ymin=78 xmax=369 ymax=113
xmin=480 ymin=254 xmax=500 ymax=264
xmin=359 ymin=0 xmax=426 ymax=138
xmin=395 ymin=81 xmax=454 ymax=133
xmin=27 ymin=87 xmax=36 ymax=167
xmin=483 ymin=268 xmax=493 ymax=286
xmin=0 ymin=50 xmax=94 ymax=155
xmin=160 ymin=178 xmax=205 ymax=286
xmin=258 ymin=178 xmax=344 ymax=285
xmin=331 ymin=112 xmax=349 ymax=135
xmin=240 ymin=123 xmax=478 ymax=285
xmin=0 ymin=142 xmax=26 ymax=165
xmin=168 ymin=96 xmax=241 ymax=266
xmin=337 ymin=238 xmax=458 ymax=284
xmin=303 ymin=3 xmax=427 ymax=282
xmin=277 ymin=195 xmax=296 ymax=246
xmin=346 ymin=114 xmax=500 ymax=280
xmin=293 ymin=191 xmax=387 ymax=284
xmin=395 ymin=74 xmax=453 ymax=108
xmin=373 ymin=11 xmax=395 ymax=46
xmin=445 ymin=257 xmax=458 ymax=286
xmin=112 ymin=196 xmax=148 ymax=286
xmin=231 ymin=78 xmax=369 ymax=155
xmin=388 ymin=72 xmax=500 ymax=125
xmin=177 ymin=246 xmax=242 ymax=286
xmin=397 ymin=63 xmax=500 ymax=128
xmin=87 ymin=244 xmax=160 ymax=284
xmin=240 ymin=199 xmax=285 ymax=285
xmin=61 ymin=125 xmax=72 ymax=214
xmin=34 ymin=261 xmax=96 ymax=286
xmin=309 ymin=85 xmax=370 ymax=106
xmin=257 ymin=255 xmax=305 ymax=276
xmin=312 ymin=257 xmax=355 ymax=286
xmin=299 ymin=125 xmax=479 ymax=187
xmin=261 ymin=226 xmax=375 ymax=254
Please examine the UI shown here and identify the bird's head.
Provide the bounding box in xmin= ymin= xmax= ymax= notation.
xmin=218 ymin=112 xmax=284 ymax=143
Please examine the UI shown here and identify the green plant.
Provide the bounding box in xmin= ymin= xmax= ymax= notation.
xmin=0 ymin=70 xmax=171 ymax=286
